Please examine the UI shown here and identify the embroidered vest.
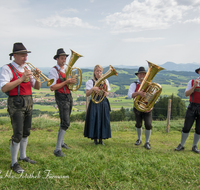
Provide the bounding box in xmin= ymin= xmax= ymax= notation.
xmin=7 ymin=64 xmax=32 ymax=96
xmin=189 ymin=79 xmax=200 ymax=104
xmin=55 ymin=67 xmax=70 ymax=94
xmin=134 ymin=83 xmax=140 ymax=92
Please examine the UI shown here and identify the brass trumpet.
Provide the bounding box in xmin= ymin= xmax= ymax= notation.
xmin=65 ymin=49 xmax=83 ymax=91
xmin=24 ymin=62 xmax=54 ymax=86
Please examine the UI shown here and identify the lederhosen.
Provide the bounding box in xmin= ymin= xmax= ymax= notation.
xmin=182 ymin=79 xmax=200 ymax=134
xmin=133 ymin=82 xmax=152 ymax=130
xmin=54 ymin=66 xmax=73 ymax=131
xmin=7 ymin=64 xmax=33 ymax=143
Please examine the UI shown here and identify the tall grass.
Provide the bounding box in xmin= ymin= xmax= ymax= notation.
xmin=0 ymin=116 xmax=199 ymax=190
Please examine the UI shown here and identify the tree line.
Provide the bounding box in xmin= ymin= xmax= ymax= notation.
xmin=68 ymin=94 xmax=187 ymax=122
xmin=0 ymin=92 xmax=187 ymax=122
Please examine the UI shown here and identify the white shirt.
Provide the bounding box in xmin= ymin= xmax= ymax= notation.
xmin=86 ymin=79 xmax=111 ymax=91
xmin=185 ymin=77 xmax=200 ymax=91
xmin=48 ymin=64 xmax=67 ymax=87
xmin=0 ymin=61 xmax=36 ymax=89
xmin=127 ymin=80 xmax=140 ymax=99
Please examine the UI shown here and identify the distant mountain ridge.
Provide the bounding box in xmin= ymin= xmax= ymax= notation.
xmin=159 ymin=62 xmax=200 ymax=72
xmin=79 ymin=62 xmax=200 ymax=72
xmin=1 ymin=62 xmax=195 ymax=74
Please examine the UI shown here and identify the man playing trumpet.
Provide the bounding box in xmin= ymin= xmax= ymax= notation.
xmin=48 ymin=48 xmax=76 ymax=157
xmin=0 ymin=42 xmax=41 ymax=173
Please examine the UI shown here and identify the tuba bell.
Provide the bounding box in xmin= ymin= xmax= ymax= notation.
xmin=65 ymin=49 xmax=83 ymax=91
xmin=24 ymin=62 xmax=54 ymax=86
xmin=134 ymin=61 xmax=165 ymax=112
xmin=91 ymin=65 xmax=118 ymax=104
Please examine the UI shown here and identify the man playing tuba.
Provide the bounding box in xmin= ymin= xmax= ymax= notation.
xmin=127 ymin=67 xmax=153 ymax=150
xmin=48 ymin=48 xmax=76 ymax=157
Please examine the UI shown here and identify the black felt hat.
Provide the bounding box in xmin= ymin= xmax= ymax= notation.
xmin=53 ymin=48 xmax=69 ymax=60
xmin=195 ymin=67 xmax=200 ymax=74
xmin=9 ymin=42 xmax=31 ymax=60
xmin=135 ymin=67 xmax=146 ymax=75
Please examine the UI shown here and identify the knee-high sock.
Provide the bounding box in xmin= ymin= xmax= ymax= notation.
xmin=19 ymin=137 xmax=28 ymax=159
xmin=55 ymin=128 xmax=65 ymax=151
xmin=145 ymin=129 xmax=151 ymax=143
xmin=192 ymin=132 xmax=200 ymax=147
xmin=181 ymin=132 xmax=189 ymax=146
xmin=61 ymin=132 xmax=66 ymax=146
xmin=11 ymin=141 xmax=20 ymax=166
xmin=136 ymin=128 xmax=142 ymax=141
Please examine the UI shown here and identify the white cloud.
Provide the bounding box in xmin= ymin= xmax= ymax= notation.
xmin=184 ymin=17 xmax=200 ymax=23
xmin=123 ymin=37 xmax=164 ymax=42
xmin=61 ymin=8 xmax=79 ymax=14
xmin=37 ymin=15 xmax=99 ymax=29
xmin=104 ymin=0 xmax=192 ymax=33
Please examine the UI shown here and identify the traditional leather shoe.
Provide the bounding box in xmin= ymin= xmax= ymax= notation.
xmin=54 ymin=150 xmax=65 ymax=157
xmin=135 ymin=139 xmax=142 ymax=145
xmin=94 ymin=139 xmax=98 ymax=145
xmin=99 ymin=141 xmax=105 ymax=145
xmin=61 ymin=143 xmax=70 ymax=149
xmin=19 ymin=157 xmax=36 ymax=164
xmin=192 ymin=145 xmax=200 ymax=153
xmin=175 ymin=144 xmax=184 ymax=151
xmin=144 ymin=142 xmax=151 ymax=150
xmin=11 ymin=162 xmax=24 ymax=174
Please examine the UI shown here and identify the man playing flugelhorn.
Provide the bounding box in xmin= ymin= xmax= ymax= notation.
xmin=48 ymin=48 xmax=76 ymax=157
xmin=0 ymin=42 xmax=41 ymax=173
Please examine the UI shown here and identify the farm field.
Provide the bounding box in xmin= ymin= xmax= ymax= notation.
xmin=0 ymin=83 xmax=190 ymax=115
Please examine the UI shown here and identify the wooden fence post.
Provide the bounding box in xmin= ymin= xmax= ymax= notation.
xmin=166 ymin=99 xmax=172 ymax=133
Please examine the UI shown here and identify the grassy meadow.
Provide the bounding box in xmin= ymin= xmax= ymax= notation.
xmin=0 ymin=116 xmax=200 ymax=190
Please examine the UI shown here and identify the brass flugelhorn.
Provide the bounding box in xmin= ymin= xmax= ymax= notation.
xmin=134 ymin=61 xmax=165 ymax=112
xmin=65 ymin=49 xmax=83 ymax=91
xmin=24 ymin=62 xmax=54 ymax=86
xmin=91 ymin=65 xmax=118 ymax=104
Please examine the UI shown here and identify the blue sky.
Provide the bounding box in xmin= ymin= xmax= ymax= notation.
xmin=1 ymin=0 xmax=200 ymax=68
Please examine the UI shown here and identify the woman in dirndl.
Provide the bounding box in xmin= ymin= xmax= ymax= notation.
xmin=84 ymin=65 xmax=111 ymax=145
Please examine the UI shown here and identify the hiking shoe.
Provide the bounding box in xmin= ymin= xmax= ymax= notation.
xmin=135 ymin=139 xmax=142 ymax=145
xmin=144 ymin=142 xmax=151 ymax=150
xmin=61 ymin=143 xmax=70 ymax=149
xmin=192 ymin=145 xmax=200 ymax=153
xmin=11 ymin=162 xmax=24 ymax=174
xmin=19 ymin=157 xmax=36 ymax=164
xmin=175 ymin=144 xmax=184 ymax=151
xmin=54 ymin=150 xmax=65 ymax=157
